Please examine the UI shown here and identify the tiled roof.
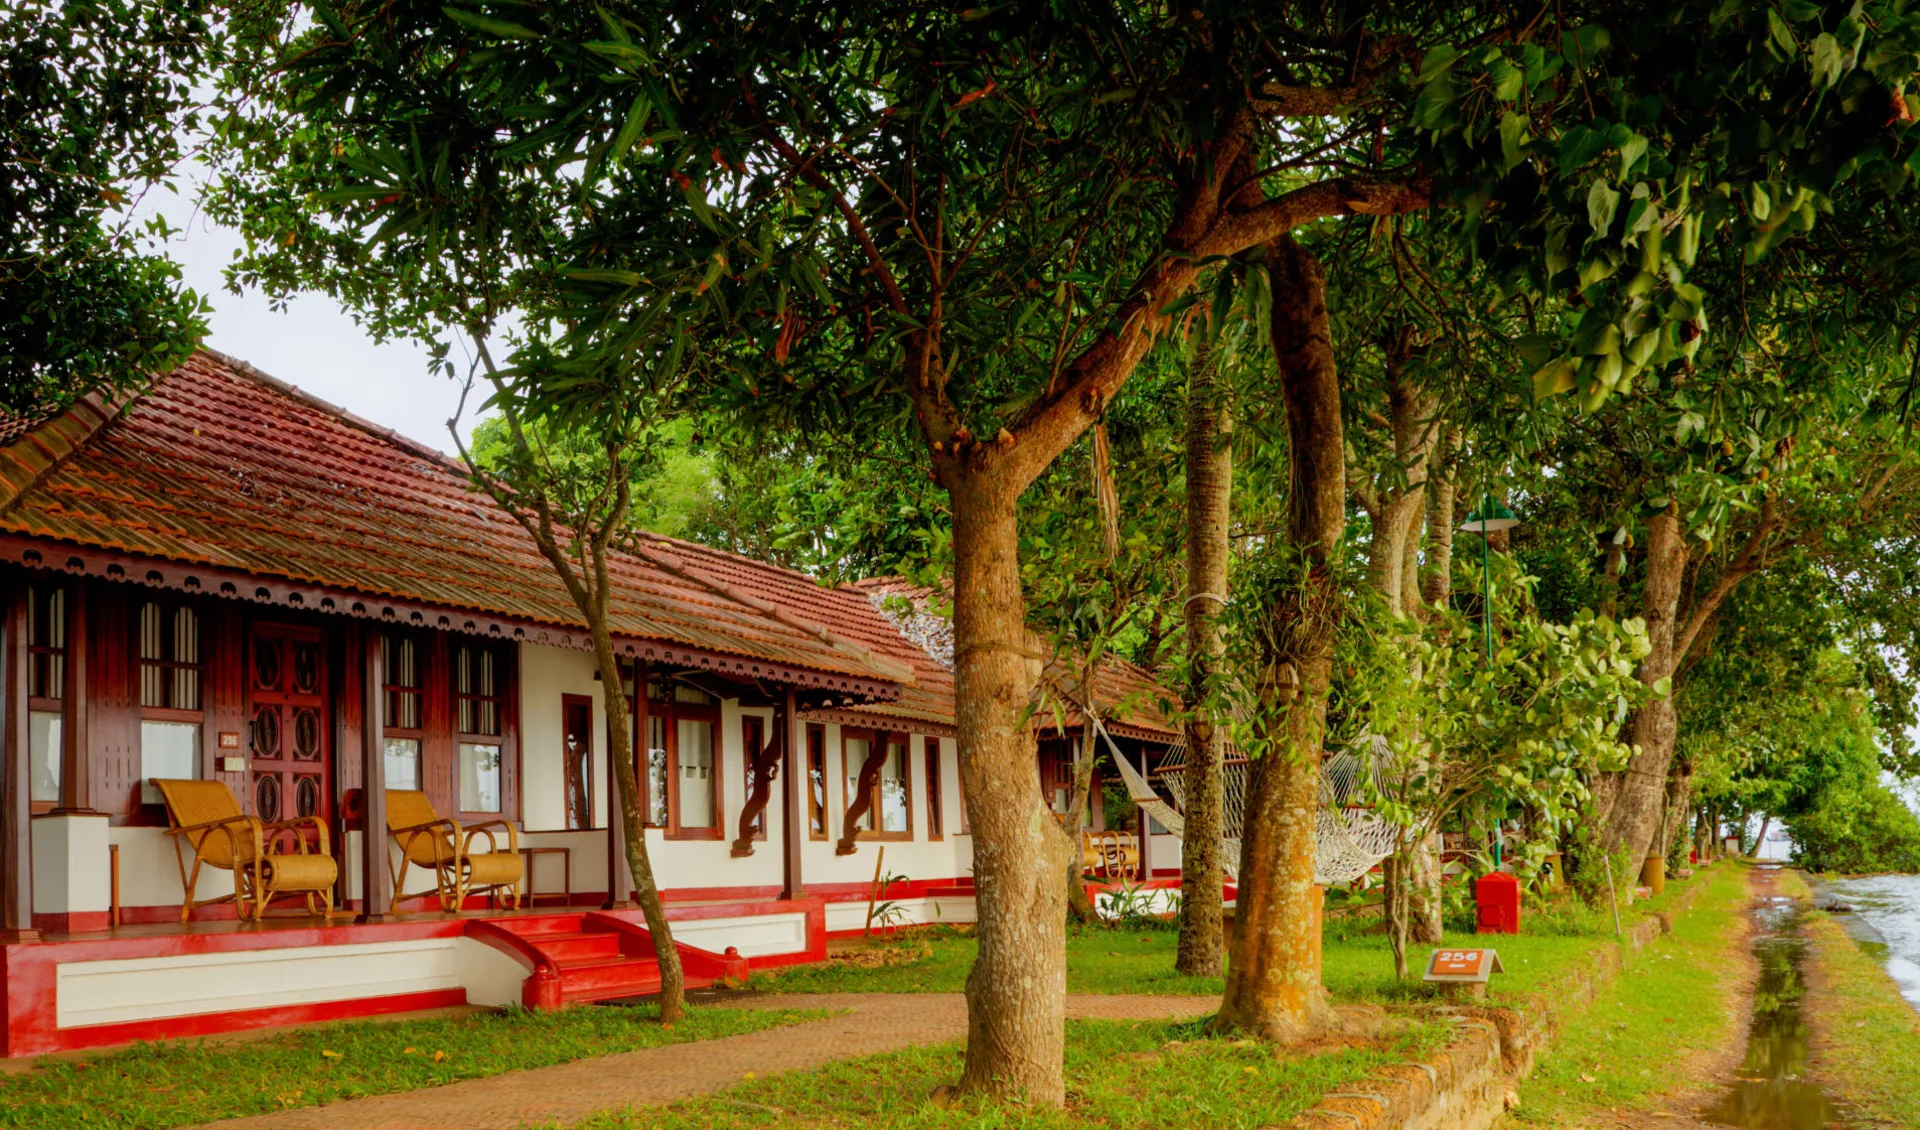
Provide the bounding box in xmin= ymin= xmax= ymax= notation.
xmin=642 ymin=545 xmax=959 ymax=731
xmin=0 ymin=351 xmax=910 ymax=689
xmin=843 ymin=577 xmax=1180 ymax=740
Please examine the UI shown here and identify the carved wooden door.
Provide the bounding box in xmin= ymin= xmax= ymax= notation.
xmin=249 ymin=623 xmax=331 ymax=828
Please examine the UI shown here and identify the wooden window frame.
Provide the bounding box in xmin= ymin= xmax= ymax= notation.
xmin=453 ymin=640 xmax=513 ymax=820
xmin=139 ymin=597 xmax=202 ymax=717
xmin=663 ymin=693 xmax=723 ymax=841
xmin=924 ymin=737 xmax=943 ymax=841
xmin=621 ymin=663 xmax=668 ymax=828
xmin=805 ymin=723 xmax=828 ymax=841
xmin=379 ymin=629 xmax=426 ymax=791
xmin=561 ymin=692 xmax=596 ymax=831
xmin=739 ymin=713 xmax=768 ymax=841
xmin=842 ymin=728 xmax=912 ymax=843
xmin=26 ymin=584 xmax=66 ymax=813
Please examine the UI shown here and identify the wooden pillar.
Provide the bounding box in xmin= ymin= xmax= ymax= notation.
xmin=1 ymin=587 xmax=39 ymax=941
xmin=780 ymin=688 xmax=804 ymax=900
xmin=1136 ymin=748 xmax=1155 ymax=881
xmin=55 ymin=580 xmax=90 ymax=813
xmin=604 ymin=660 xmax=636 ymax=909
xmin=358 ymin=628 xmax=392 ymax=923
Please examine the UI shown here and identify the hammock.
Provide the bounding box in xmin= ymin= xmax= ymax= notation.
xmin=1098 ymin=722 xmax=1401 ymax=886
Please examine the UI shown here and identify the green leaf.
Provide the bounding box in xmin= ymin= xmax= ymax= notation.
xmin=1587 ymin=179 xmax=1621 ymax=236
xmin=441 ymin=6 xmax=539 ymax=39
xmin=1531 ymin=356 xmax=1578 ymax=401
xmin=610 ymin=90 xmax=653 ymax=162
xmin=1488 ymin=58 xmax=1524 ymax=100
xmin=1810 ymin=32 xmax=1846 ymax=89
xmin=1617 ymin=133 xmax=1647 ymax=177
xmin=1499 ymin=112 xmax=1530 ymax=172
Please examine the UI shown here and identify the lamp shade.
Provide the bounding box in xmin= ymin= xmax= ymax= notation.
xmin=1459 ymin=497 xmax=1520 ymax=534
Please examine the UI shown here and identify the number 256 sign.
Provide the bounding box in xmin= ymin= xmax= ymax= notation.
xmin=1424 ymin=948 xmax=1505 ymax=984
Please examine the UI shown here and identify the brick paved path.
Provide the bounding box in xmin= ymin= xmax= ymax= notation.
xmin=189 ymin=993 xmax=1216 ymax=1130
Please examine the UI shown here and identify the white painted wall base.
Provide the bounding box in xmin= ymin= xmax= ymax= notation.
xmin=55 ymin=938 xmax=467 ymax=1029
xmin=824 ymin=895 xmax=975 ymax=933
xmin=671 ymin=912 xmax=809 ymax=959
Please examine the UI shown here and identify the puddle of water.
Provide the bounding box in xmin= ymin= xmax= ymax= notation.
xmin=1701 ymin=892 xmax=1836 ymax=1129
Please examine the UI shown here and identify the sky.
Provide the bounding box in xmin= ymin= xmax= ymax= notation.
xmin=149 ymin=180 xmax=481 ymax=456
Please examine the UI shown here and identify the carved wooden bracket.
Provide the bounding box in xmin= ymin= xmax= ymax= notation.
xmin=731 ymin=727 xmax=784 ymax=857
xmin=836 ymin=733 xmax=890 ymax=855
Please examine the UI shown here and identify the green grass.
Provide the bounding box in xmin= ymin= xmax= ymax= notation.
xmin=759 ymin=927 xmax=1227 ymax=996
xmin=765 ymin=872 xmax=1708 ymax=1009
xmin=0 ymin=1003 xmax=820 ymax=1130
xmin=1504 ymin=862 xmax=1751 ymax=1125
xmin=569 ymin=1014 xmax=1450 ymax=1130
xmin=1800 ymin=905 xmax=1920 ymax=1126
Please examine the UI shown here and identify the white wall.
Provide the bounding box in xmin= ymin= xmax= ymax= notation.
xmin=801 ymin=727 xmax=972 ymax=889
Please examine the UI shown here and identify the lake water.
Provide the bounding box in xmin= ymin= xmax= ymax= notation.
xmin=1819 ymin=873 xmax=1920 ymax=1011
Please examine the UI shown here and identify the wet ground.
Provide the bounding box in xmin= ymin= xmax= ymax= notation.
xmin=1698 ymin=880 xmax=1838 ymax=1129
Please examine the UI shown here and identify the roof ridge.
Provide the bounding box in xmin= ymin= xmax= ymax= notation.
xmin=0 ymin=383 xmax=145 ymax=523
xmin=632 ymin=539 xmax=917 ymax=686
xmin=200 ymin=348 xmax=473 ymax=474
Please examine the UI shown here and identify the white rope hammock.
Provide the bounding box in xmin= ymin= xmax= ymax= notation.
xmin=1097 ymin=721 xmax=1401 ymax=886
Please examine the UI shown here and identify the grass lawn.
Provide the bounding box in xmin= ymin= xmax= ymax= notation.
xmin=1799 ymin=901 xmax=1920 ymax=1126
xmin=763 ymin=869 xmax=1714 ymax=1009
xmin=0 ymin=1002 xmax=820 ymax=1130
xmin=568 ymin=1014 xmax=1450 ymax=1130
xmin=1504 ymin=862 xmax=1750 ymax=1125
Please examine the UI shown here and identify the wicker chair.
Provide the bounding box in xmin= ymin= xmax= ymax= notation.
xmin=1081 ymin=828 xmax=1140 ymax=882
xmin=152 ymin=778 xmax=338 ymax=922
xmin=386 ymin=790 xmax=523 ymax=913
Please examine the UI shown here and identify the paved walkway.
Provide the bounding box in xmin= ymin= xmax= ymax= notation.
xmin=190 ymin=993 xmax=1216 ymax=1130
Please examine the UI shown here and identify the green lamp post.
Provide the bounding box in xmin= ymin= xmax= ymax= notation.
xmin=1459 ymin=495 xmax=1519 ymax=866
xmin=1458 ymin=495 xmax=1520 ymax=662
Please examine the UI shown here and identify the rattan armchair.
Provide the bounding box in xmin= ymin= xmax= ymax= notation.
xmin=386 ymin=790 xmax=523 ymax=913
xmin=152 ymin=778 xmax=338 ymax=922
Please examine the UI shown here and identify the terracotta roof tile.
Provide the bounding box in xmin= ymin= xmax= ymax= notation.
xmin=0 ymin=352 xmax=906 ymax=688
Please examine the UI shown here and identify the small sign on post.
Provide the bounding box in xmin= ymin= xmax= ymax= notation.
xmin=1423 ymin=947 xmax=1505 ymax=999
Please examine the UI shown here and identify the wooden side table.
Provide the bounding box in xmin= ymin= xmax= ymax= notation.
xmin=518 ymin=846 xmax=572 ymax=908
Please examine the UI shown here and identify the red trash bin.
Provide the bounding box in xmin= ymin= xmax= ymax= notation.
xmin=1475 ymin=871 xmax=1521 ymax=934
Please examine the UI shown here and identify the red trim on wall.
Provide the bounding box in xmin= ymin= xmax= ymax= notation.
xmin=15 ymin=987 xmax=465 ymax=1057
xmin=30 ymin=911 xmax=110 ymax=934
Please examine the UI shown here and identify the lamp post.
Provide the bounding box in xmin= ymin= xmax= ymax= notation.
xmin=1458 ymin=495 xmax=1520 ymax=662
xmin=1459 ymin=495 xmax=1520 ymax=867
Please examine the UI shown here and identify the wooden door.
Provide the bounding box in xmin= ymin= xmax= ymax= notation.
xmin=248 ymin=623 xmax=331 ymax=826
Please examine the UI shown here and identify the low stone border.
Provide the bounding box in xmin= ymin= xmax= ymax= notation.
xmin=1284 ymin=869 xmax=1719 ymax=1130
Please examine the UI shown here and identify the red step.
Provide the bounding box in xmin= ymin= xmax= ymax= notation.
xmin=558 ymin=957 xmax=667 ymax=1001
xmin=468 ymin=911 xmax=746 ymax=1007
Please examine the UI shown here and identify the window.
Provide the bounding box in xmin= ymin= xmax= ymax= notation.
xmin=139 ymin=599 xmax=201 ymax=801
xmin=878 ymin=738 xmax=910 ymax=835
xmin=925 ymin=739 xmax=943 ymax=840
xmin=380 ymin=631 xmax=423 ymax=790
xmin=562 ymin=694 xmax=594 ymax=830
xmin=843 ymin=730 xmax=911 ymax=841
xmin=455 ymin=642 xmax=505 ymax=813
xmin=26 ymin=585 xmax=65 ymax=805
xmin=658 ymin=681 xmax=720 ymax=838
xmin=618 ymin=663 xmax=668 ymax=827
xmin=740 ymin=715 xmax=767 ymax=839
xmin=843 ymin=734 xmax=873 ymax=833
xmin=806 ymin=724 xmax=827 ymax=840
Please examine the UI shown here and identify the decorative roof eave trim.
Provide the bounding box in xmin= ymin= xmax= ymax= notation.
xmin=0 ymin=533 xmax=903 ymax=703
xmin=799 ymin=705 xmax=956 ymax=740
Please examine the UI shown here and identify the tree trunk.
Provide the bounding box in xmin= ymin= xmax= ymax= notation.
xmin=590 ymin=632 xmax=687 ymax=1022
xmin=1065 ymin=721 xmax=1103 ymax=926
xmin=1594 ymin=509 xmax=1685 ymax=866
xmin=950 ymin=475 xmax=1074 ymax=1103
xmin=1177 ymin=340 xmax=1229 ymax=978
xmin=1658 ymin=762 xmax=1692 ymax=863
xmin=1754 ymin=814 xmax=1772 ymax=858
xmin=1215 ymin=237 xmax=1340 ymax=1041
